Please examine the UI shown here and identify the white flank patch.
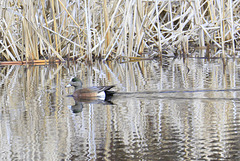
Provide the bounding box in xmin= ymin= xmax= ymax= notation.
xmin=97 ymin=91 xmax=106 ymax=100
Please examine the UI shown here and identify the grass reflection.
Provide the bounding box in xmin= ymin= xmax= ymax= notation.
xmin=0 ymin=58 xmax=240 ymax=160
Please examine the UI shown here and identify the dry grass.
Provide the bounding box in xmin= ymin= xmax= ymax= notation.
xmin=0 ymin=0 xmax=239 ymax=62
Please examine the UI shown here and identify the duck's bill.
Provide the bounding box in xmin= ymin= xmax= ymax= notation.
xmin=65 ymin=84 xmax=72 ymax=88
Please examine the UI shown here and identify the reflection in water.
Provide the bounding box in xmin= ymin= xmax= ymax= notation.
xmin=68 ymin=94 xmax=114 ymax=113
xmin=0 ymin=58 xmax=240 ymax=160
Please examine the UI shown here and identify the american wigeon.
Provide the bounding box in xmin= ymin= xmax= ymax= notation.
xmin=66 ymin=77 xmax=115 ymax=100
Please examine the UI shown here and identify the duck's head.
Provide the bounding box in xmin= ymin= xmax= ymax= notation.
xmin=66 ymin=77 xmax=83 ymax=89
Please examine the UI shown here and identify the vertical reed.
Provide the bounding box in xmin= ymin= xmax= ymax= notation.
xmin=0 ymin=0 xmax=238 ymax=62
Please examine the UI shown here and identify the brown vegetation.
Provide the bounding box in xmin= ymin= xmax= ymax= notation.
xmin=0 ymin=0 xmax=239 ymax=62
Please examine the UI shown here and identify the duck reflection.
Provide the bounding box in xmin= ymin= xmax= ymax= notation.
xmin=68 ymin=95 xmax=114 ymax=113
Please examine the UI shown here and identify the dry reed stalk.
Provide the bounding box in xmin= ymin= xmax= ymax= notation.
xmin=0 ymin=0 xmax=239 ymax=62
xmin=102 ymin=0 xmax=122 ymax=59
xmin=50 ymin=0 xmax=59 ymax=54
xmin=0 ymin=37 xmax=16 ymax=61
xmin=84 ymin=0 xmax=92 ymax=62
xmin=41 ymin=0 xmax=53 ymax=47
xmin=103 ymin=0 xmax=110 ymax=53
xmin=220 ymin=0 xmax=225 ymax=58
xmin=1 ymin=17 xmax=19 ymax=61
xmin=229 ymin=0 xmax=235 ymax=53
xmin=127 ymin=0 xmax=135 ymax=58
xmin=154 ymin=0 xmax=162 ymax=57
xmin=24 ymin=17 xmax=64 ymax=61
xmin=22 ymin=18 xmax=32 ymax=61
xmin=135 ymin=0 xmax=144 ymax=54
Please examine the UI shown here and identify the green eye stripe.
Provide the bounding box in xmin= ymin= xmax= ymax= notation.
xmin=71 ymin=77 xmax=80 ymax=82
xmin=72 ymin=78 xmax=77 ymax=82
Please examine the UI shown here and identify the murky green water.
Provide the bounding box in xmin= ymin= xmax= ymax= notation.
xmin=1 ymin=58 xmax=240 ymax=160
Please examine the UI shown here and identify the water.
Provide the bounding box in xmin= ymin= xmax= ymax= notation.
xmin=1 ymin=58 xmax=240 ymax=160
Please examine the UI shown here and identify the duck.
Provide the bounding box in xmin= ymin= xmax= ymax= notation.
xmin=66 ymin=77 xmax=115 ymax=100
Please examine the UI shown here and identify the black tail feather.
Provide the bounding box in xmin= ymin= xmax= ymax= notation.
xmin=105 ymin=90 xmax=115 ymax=96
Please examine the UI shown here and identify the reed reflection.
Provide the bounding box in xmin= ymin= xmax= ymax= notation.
xmin=68 ymin=95 xmax=115 ymax=113
xmin=0 ymin=57 xmax=240 ymax=160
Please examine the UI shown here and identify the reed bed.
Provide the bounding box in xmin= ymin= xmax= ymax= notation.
xmin=0 ymin=0 xmax=239 ymax=62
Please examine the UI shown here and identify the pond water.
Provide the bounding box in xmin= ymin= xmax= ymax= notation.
xmin=1 ymin=58 xmax=240 ymax=160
